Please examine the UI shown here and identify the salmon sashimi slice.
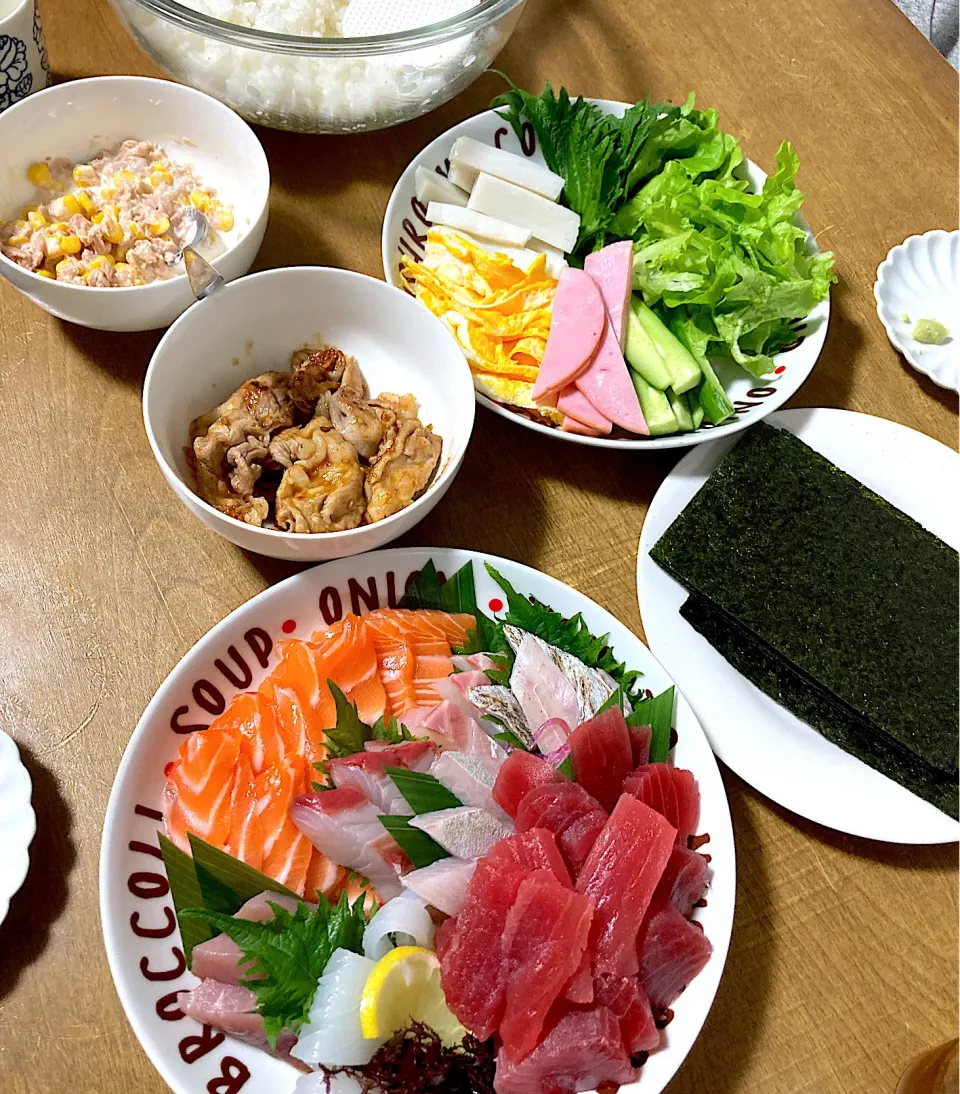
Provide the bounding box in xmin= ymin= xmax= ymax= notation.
xmin=224 ymin=750 xmax=263 ymax=871
xmin=364 ymin=609 xmax=475 ymax=649
xmin=260 ymin=639 xmax=332 ymax=764
xmin=213 ymin=690 xmax=287 ymax=776
xmin=309 ymin=614 xmax=387 ymax=726
xmin=163 ymin=729 xmax=243 ymax=853
xmin=304 ymin=850 xmax=344 ymax=903
xmin=254 ymin=756 xmax=314 ymax=895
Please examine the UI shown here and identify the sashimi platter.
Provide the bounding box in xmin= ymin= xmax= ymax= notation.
xmin=384 ymin=81 xmax=833 ymax=448
xmin=101 ymin=549 xmax=735 ymax=1094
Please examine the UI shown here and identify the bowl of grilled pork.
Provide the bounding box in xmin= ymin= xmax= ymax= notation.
xmin=142 ymin=265 xmax=476 ymax=560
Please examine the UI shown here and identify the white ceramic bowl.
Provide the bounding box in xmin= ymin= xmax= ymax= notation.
xmin=383 ymin=100 xmax=831 ymax=450
xmin=0 ymin=731 xmax=36 ymax=927
xmin=0 ymin=76 xmax=270 ymax=331
xmin=874 ymin=229 xmax=959 ymax=392
xmin=143 ymin=266 xmax=476 ymax=561
xmin=100 ymin=548 xmax=735 ymax=1094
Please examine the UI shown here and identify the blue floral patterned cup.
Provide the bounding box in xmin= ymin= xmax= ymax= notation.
xmin=0 ymin=0 xmax=49 ymax=114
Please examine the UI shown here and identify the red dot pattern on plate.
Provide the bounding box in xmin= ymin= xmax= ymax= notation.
xmin=488 ymin=598 xmax=504 ymax=613
xmin=164 ymin=762 xmax=174 ymax=777
xmin=281 ymin=619 xmax=297 ymax=634
xmin=774 ymin=365 xmax=786 ymax=374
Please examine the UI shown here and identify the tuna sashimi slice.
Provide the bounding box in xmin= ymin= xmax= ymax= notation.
xmin=593 ymin=973 xmax=660 ymax=1054
xmin=568 ymin=706 xmax=634 ymax=813
xmin=639 ymin=904 xmax=713 ymax=1010
xmin=436 ymin=858 xmax=528 ymax=1039
xmin=493 ymin=750 xmax=562 ymax=819
xmin=576 ymin=794 xmax=676 ymax=978
xmin=624 ymin=763 xmax=701 ymax=845
xmin=493 ymin=1006 xmax=638 ymax=1094
xmin=556 ymin=384 xmax=612 ymax=432
xmin=487 ymin=828 xmax=572 ymax=888
xmin=584 ymin=241 xmax=633 ymax=346
xmin=500 ymin=869 xmax=594 ymax=1062
xmin=515 ymin=780 xmax=608 ymax=878
xmin=532 ymin=267 xmax=606 ymax=402
xmin=627 ymin=722 xmax=652 ymax=767
xmin=563 ymin=951 xmax=594 ymax=1003
xmin=409 ymin=805 xmax=513 ymax=859
xmin=400 ymin=857 xmax=477 ymax=917
xmin=660 ymin=845 xmax=710 ymax=918
xmin=290 ymin=786 xmax=408 ymax=900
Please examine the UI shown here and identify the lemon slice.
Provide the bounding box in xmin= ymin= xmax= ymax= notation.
xmin=359 ymin=945 xmax=466 ymax=1045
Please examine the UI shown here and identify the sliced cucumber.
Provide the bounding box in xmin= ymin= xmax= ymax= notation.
xmin=691 ymin=399 xmax=705 ymax=430
xmin=624 ymin=304 xmax=671 ymax=390
xmin=669 ymin=317 xmax=736 ymax=426
xmin=667 ymin=388 xmax=695 ymax=432
xmin=632 ymin=372 xmax=678 ymax=436
xmin=633 ymin=300 xmax=702 ymax=395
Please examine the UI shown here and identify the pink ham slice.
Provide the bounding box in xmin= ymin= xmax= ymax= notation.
xmin=561 ymin=416 xmax=607 ymax=437
xmin=576 ymin=794 xmax=676 ymax=978
xmin=493 ymin=1005 xmax=638 ymax=1094
xmin=584 ymin=242 xmax=633 ymax=345
xmin=499 ymin=869 xmax=594 ymax=1062
xmin=532 ymin=268 xmax=606 ymax=403
xmin=575 ymin=243 xmax=647 ymax=433
xmin=556 ymin=384 xmax=612 ymax=432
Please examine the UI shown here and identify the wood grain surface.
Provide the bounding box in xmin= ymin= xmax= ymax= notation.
xmin=1 ymin=0 xmax=957 ymax=1091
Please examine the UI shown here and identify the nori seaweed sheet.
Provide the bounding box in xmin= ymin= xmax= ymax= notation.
xmin=651 ymin=422 xmax=959 ymax=774
xmin=681 ymin=593 xmax=959 ymax=818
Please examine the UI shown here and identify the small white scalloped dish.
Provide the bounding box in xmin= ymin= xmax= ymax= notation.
xmin=874 ymin=229 xmax=959 ymax=392
xmin=0 ymin=731 xmax=36 ymax=925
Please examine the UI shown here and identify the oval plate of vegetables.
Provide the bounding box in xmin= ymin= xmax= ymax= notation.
xmin=383 ymin=81 xmax=834 ymax=449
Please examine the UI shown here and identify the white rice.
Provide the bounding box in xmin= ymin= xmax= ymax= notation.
xmin=119 ymin=0 xmax=502 ymax=132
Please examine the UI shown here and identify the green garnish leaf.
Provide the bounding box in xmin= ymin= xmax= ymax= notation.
xmin=371 ymin=714 xmax=423 ymax=745
xmin=158 ymin=833 xmax=213 ymax=964
xmin=325 ymin=681 xmax=373 ymax=759
xmin=628 ymin=686 xmax=676 ymax=764
xmin=556 ymin=754 xmax=575 ymax=780
xmin=491 ymin=724 xmax=530 ymax=751
xmin=188 ymin=833 xmax=299 ymax=910
xmin=378 ymin=815 xmax=450 ymax=868
xmin=385 ymin=767 xmax=463 ymax=814
xmin=180 ymin=890 xmax=369 ymax=1048
xmin=397 ymin=559 xmax=446 ymax=611
xmin=596 ymin=686 xmax=625 ymax=715
xmin=485 ymin=564 xmax=642 ymax=700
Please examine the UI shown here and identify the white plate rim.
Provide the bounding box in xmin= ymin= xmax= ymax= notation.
xmin=637 ymin=408 xmax=959 ymax=844
xmin=0 ymin=730 xmax=37 ymax=926
xmin=382 ymin=100 xmax=831 ymax=450
xmin=99 ymin=546 xmax=736 ymax=1094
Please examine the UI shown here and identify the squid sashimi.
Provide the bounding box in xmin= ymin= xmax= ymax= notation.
xmin=291 ymin=785 xmax=410 ymax=900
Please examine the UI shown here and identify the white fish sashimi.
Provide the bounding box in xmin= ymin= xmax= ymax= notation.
xmin=467 ymin=684 xmax=534 ymax=748
xmin=409 ymin=806 xmax=513 ymax=859
xmin=406 ymin=700 xmax=508 ymax=776
xmin=362 ymin=892 xmax=435 ymax=961
xmin=510 ymin=634 xmax=580 ymax=735
xmin=330 ymin=763 xmax=412 ymax=816
xmin=401 ymin=858 xmax=477 ymax=917
xmin=291 ymin=949 xmax=384 ymax=1068
xmin=430 ymin=751 xmax=511 ymax=823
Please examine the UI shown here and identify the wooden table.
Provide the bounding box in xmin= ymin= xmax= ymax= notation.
xmin=1 ymin=0 xmax=957 ymax=1090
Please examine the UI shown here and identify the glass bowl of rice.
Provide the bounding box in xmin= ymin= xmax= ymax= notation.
xmin=110 ymin=0 xmax=529 ymax=134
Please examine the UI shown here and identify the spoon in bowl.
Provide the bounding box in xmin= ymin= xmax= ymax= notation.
xmin=166 ymin=206 xmax=224 ymax=301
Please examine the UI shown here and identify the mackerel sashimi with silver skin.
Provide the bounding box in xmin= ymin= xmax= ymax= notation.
xmin=159 ymin=560 xmax=715 ymax=1094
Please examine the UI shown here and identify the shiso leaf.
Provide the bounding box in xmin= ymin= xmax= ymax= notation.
xmin=180 ymin=890 xmax=368 ymax=1048
xmin=325 ymin=681 xmax=374 ymax=759
xmin=378 ymin=815 xmax=450 ymax=868
xmin=399 ymin=559 xmax=505 ymax=656
xmin=385 ymin=767 xmax=463 ymax=814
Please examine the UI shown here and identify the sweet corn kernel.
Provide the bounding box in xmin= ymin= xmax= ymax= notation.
xmin=77 ymin=192 xmax=96 ymax=216
xmin=88 ymin=254 xmax=115 ymax=270
xmin=103 ymin=219 xmax=124 ymax=245
xmin=61 ymin=194 xmax=82 ymax=217
xmin=113 ymin=170 xmax=138 ymax=187
xmin=60 ymin=235 xmax=82 ymax=254
xmin=127 ymin=222 xmax=144 ymax=240
xmin=49 ymin=221 xmax=69 ymax=233
xmin=91 ymin=212 xmax=104 ymax=225
xmin=149 ymin=215 xmax=170 ymax=237
xmin=27 ymin=210 xmax=46 ymax=230
xmin=189 ymin=189 xmax=211 ymax=212
xmin=27 ymin=162 xmax=52 ymax=187
xmin=55 ymin=257 xmax=75 ymax=273
xmin=215 ymin=207 xmax=235 ymax=232
xmin=35 ymin=269 xmax=54 ymax=279
xmin=99 ymin=186 xmax=117 ymax=201
xmin=72 ymin=165 xmax=96 ymax=188
xmin=150 ymin=168 xmax=173 ymax=188
xmin=7 ymin=234 xmax=28 ymax=247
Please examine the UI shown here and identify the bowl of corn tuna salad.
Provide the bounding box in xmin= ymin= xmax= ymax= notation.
xmin=0 ymin=76 xmax=269 ymax=331
xmin=109 ymin=0 xmax=529 ymax=133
